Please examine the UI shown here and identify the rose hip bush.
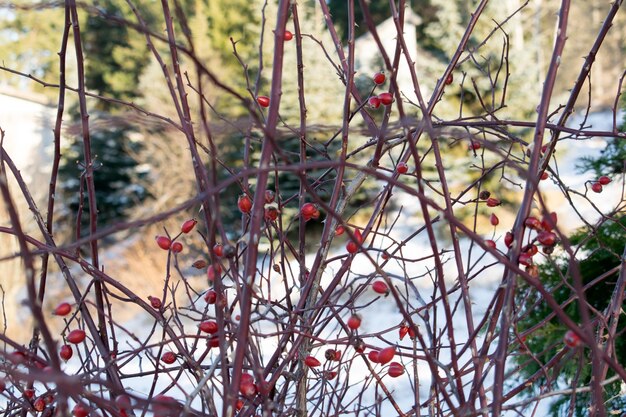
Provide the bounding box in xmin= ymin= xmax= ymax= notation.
xmin=0 ymin=1 xmax=625 ymax=416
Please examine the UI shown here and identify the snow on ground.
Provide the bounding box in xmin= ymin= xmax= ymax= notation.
xmin=1 ymin=110 xmax=622 ymax=415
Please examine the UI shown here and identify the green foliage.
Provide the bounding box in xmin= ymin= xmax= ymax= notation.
xmin=514 ymin=215 xmax=626 ymax=415
xmin=0 ymin=3 xmax=66 ymax=98
xmin=58 ymin=116 xmax=149 ymax=232
xmin=327 ymin=0 xmax=394 ymax=41
xmin=577 ymin=102 xmax=626 ymax=176
xmin=58 ymin=0 xmax=155 ymax=232
xmin=82 ymin=0 xmax=153 ymax=108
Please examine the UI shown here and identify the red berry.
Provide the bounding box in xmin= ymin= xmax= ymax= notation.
xmin=238 ymin=194 xmax=253 ymax=213
xmin=284 ymin=30 xmax=293 ymax=41
xmin=346 ymin=241 xmax=359 ymax=254
xmin=72 ymin=404 xmax=89 ymax=417
xmin=444 ymin=73 xmax=453 ymax=85
xmin=208 ymin=336 xmax=220 ymax=348
xmin=591 ymin=182 xmax=603 ymax=193
xmin=563 ymin=329 xmax=581 ymax=348
xmin=335 ymin=225 xmax=345 ymax=236
xmin=24 ymin=388 xmax=35 ymax=399
xmin=304 ymin=356 xmax=321 ymax=367
xmin=486 ymin=197 xmax=500 ymax=207
xmin=372 ymin=280 xmax=389 ymax=295
xmin=368 ymin=96 xmax=381 ymax=109
xmin=540 ymin=171 xmax=549 ymax=180
xmin=324 ymin=371 xmax=337 ymax=380
xmin=235 ymin=400 xmax=244 ymax=411
xmin=378 ymin=92 xmax=393 ymax=106
xmin=204 ymin=290 xmax=217 ymax=304
xmin=469 ymin=140 xmax=481 ymax=150
xmin=239 ymin=381 xmax=257 ymax=397
xmin=34 ymin=398 xmax=46 ymax=412
xmin=180 ymin=219 xmax=197 ymax=234
xmin=347 ymin=314 xmax=361 ymax=330
xmin=504 ymin=232 xmax=514 ymax=248
xmin=171 ymin=242 xmax=183 ymax=253
xmin=354 ymin=229 xmax=363 ymax=244
xmin=256 ymin=96 xmax=270 ymax=108
xmin=301 ymin=203 xmax=317 ymax=219
xmin=368 ymin=350 xmax=380 ymax=363
xmin=156 ymin=236 xmax=171 ymax=250
xmin=537 ymin=231 xmax=557 ymax=246
xmin=396 ymin=162 xmax=409 ymax=174
xmin=388 ymin=361 xmax=405 ymax=378
xmin=524 ymin=216 xmax=542 ymax=230
xmin=199 ymin=320 xmax=218 ymax=334
xmin=373 ymin=72 xmax=386 ymax=85
xmin=161 ymin=352 xmax=176 ymax=364
xmin=207 ymin=264 xmax=222 ymax=282
xmin=264 ymin=207 xmax=279 ymax=222
xmin=67 ymin=329 xmax=86 ymax=344
xmin=485 ymin=239 xmax=496 ymax=249
xmin=264 ymin=190 xmax=276 ymax=203
xmin=241 ymin=373 xmax=254 ymax=385
xmin=525 ymin=244 xmax=538 ymax=256
xmin=148 ymin=296 xmax=162 ymax=310
xmin=0 ymin=378 xmax=5 ymax=392
xmin=518 ymin=253 xmax=532 ymax=266
xmin=377 ymin=346 xmax=396 ymax=364
xmin=489 ymin=213 xmax=499 ymax=226
xmin=213 ymin=244 xmax=223 ymax=257
xmin=399 ymin=325 xmax=409 ymax=340
xmin=60 ymin=344 xmax=73 ymax=361
xmin=597 ymin=175 xmax=611 ymax=185
xmin=54 ymin=302 xmax=72 ymax=316
xmin=11 ymin=351 xmax=26 ymax=364
xmin=541 ymin=212 xmax=558 ymax=231
xmin=192 ymin=259 xmax=208 ymax=269
xmin=152 ymin=395 xmax=178 ymax=416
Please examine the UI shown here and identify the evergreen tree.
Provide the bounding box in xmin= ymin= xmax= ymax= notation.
xmin=59 ymin=0 xmax=153 ymax=233
xmin=513 ymin=107 xmax=626 ymax=416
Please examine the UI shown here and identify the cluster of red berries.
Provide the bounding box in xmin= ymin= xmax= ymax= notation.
xmin=52 ymin=302 xmax=81 ymax=362
xmin=498 ymin=212 xmax=558 ymax=274
xmin=368 ymin=92 xmax=394 ymax=109
xmin=155 ymin=219 xmax=197 ymax=254
xmin=346 ymin=229 xmax=363 ymax=254
xmin=479 ymin=191 xmax=501 ymax=208
xmin=238 ymin=191 xmax=280 ymax=223
xmin=590 ymin=175 xmax=611 ymax=193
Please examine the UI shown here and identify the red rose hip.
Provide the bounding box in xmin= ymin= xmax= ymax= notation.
xmin=60 ymin=344 xmax=73 ymax=361
xmin=256 ymin=96 xmax=270 ymax=108
xmin=372 ymin=280 xmax=389 ymax=295
xmin=378 ymin=92 xmax=393 ymax=106
xmin=373 ymin=72 xmax=386 ymax=85
xmin=155 ymin=236 xmax=171 ymax=250
xmin=54 ymin=302 xmax=72 ymax=316
xmin=388 ymin=361 xmax=405 ymax=377
xmin=347 ymin=314 xmax=361 ymax=330
xmin=180 ymin=219 xmax=197 ymax=234
xmin=67 ymin=329 xmax=86 ymax=344
xmin=304 ymin=356 xmax=321 ymax=367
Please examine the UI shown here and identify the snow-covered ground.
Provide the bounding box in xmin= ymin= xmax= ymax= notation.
xmin=1 ymin=106 xmax=623 ymax=416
